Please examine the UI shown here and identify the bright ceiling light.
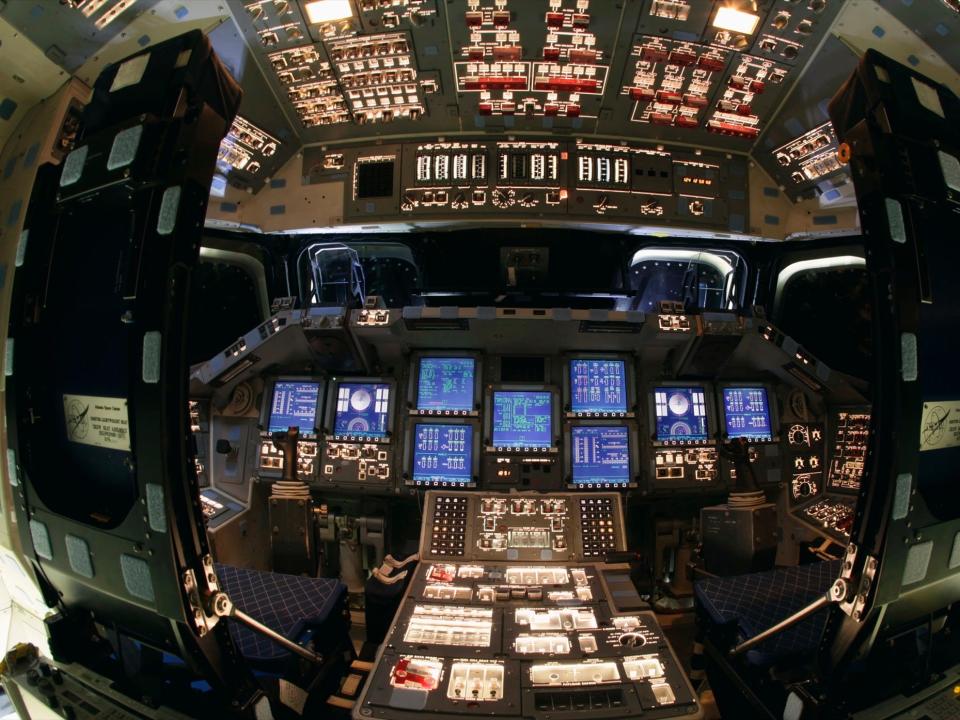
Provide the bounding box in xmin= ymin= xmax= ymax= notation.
xmin=713 ymin=6 xmax=761 ymax=34
xmin=304 ymin=0 xmax=353 ymax=24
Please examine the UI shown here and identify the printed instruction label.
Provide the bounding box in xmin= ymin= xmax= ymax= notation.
xmin=63 ymin=394 xmax=131 ymax=451
xmin=919 ymin=401 xmax=960 ymax=452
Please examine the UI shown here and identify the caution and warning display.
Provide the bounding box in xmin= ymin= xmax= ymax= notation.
xmin=919 ymin=401 xmax=960 ymax=452
xmin=63 ymin=394 xmax=131 ymax=452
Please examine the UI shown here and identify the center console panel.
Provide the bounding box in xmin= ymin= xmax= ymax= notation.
xmin=353 ymin=491 xmax=699 ymax=719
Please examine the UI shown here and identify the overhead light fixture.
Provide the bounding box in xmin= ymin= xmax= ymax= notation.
xmin=304 ymin=0 xmax=353 ymax=24
xmin=712 ymin=5 xmax=761 ymax=34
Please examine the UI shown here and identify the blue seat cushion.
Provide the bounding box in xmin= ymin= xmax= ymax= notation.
xmin=694 ymin=560 xmax=841 ymax=667
xmin=214 ymin=563 xmax=347 ymax=665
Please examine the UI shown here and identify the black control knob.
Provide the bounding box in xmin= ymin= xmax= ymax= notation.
xmin=618 ymin=632 xmax=646 ymax=648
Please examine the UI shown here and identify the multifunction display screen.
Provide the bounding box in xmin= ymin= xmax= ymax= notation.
xmin=412 ymin=423 xmax=473 ymax=484
xmin=722 ymin=387 xmax=773 ymax=442
xmin=570 ymin=359 xmax=628 ymax=414
xmin=334 ymin=382 xmax=391 ymax=439
xmin=417 ymin=357 xmax=476 ymax=412
xmin=268 ymin=381 xmax=321 ymax=435
xmin=492 ymin=391 xmax=553 ymax=448
xmin=653 ymin=387 xmax=709 ymax=442
xmin=571 ymin=426 xmax=630 ymax=486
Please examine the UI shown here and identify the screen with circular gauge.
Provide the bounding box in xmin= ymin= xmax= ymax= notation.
xmin=412 ymin=423 xmax=473 ymax=484
xmin=653 ymin=387 xmax=708 ymax=442
xmin=268 ymin=381 xmax=322 ymax=435
xmin=334 ymin=382 xmax=391 ymax=438
xmin=492 ymin=391 xmax=553 ymax=448
xmin=417 ymin=357 xmax=476 ymax=412
xmin=569 ymin=359 xmax=628 ymax=414
xmin=722 ymin=387 xmax=772 ymax=441
xmin=571 ymin=426 xmax=630 ymax=486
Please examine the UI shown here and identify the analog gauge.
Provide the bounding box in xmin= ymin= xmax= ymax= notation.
xmin=788 ymin=424 xmax=810 ymax=447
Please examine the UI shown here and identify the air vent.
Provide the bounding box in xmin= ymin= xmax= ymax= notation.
xmin=403 ymin=318 xmax=469 ymax=332
xmin=578 ymin=320 xmax=642 ymax=334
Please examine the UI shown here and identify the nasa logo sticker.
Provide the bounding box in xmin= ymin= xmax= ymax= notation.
xmin=919 ymin=401 xmax=960 ymax=452
xmin=62 ymin=394 xmax=131 ymax=451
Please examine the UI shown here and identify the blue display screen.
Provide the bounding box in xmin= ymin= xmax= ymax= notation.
xmin=492 ymin=391 xmax=553 ymax=448
xmin=417 ymin=357 xmax=476 ymax=412
xmin=268 ymin=381 xmax=321 ymax=435
xmin=722 ymin=387 xmax=772 ymax=441
xmin=571 ymin=426 xmax=631 ymax=486
xmin=570 ymin=359 xmax=628 ymax=414
xmin=653 ymin=387 xmax=709 ymax=442
xmin=412 ymin=423 xmax=473 ymax=484
xmin=334 ymin=382 xmax=391 ymax=438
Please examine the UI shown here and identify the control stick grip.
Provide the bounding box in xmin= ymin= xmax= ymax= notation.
xmin=272 ymin=426 xmax=300 ymax=482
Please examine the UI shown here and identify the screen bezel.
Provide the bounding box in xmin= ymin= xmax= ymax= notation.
xmin=408 ymin=351 xmax=483 ymax=417
xmin=646 ymin=381 xmax=717 ymax=447
xmin=259 ymin=376 xmax=325 ymax=439
xmin=403 ymin=418 xmax=481 ymax=488
xmin=826 ymin=406 xmax=871 ymax=495
xmin=564 ymin=420 xmax=639 ymax=489
xmin=563 ymin=353 xmax=636 ymax=418
xmin=323 ymin=376 xmax=397 ymax=444
xmin=484 ymin=384 xmax=561 ymax=452
xmin=715 ymin=382 xmax=779 ymax=444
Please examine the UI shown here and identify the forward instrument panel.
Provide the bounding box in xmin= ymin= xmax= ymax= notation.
xmin=354 ymin=491 xmax=699 ymax=719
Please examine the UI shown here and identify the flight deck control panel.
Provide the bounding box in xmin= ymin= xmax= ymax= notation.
xmin=191 ymin=305 xmax=868 ymax=548
xmin=353 ymin=491 xmax=699 ymax=720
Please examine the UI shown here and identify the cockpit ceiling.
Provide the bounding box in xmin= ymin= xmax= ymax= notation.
xmin=1 ymin=0 xmax=958 ymax=230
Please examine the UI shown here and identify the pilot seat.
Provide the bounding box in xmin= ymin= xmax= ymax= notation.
xmin=213 ymin=563 xmax=351 ymax=683
xmin=694 ymin=559 xmax=842 ymax=713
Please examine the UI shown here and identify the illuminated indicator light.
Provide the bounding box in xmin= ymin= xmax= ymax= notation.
xmin=560 ymin=189 xmax=568 ymax=199
xmin=534 ymin=77 xmax=600 ymax=93
xmin=571 ymin=13 xmax=590 ymax=27
xmin=464 ymin=77 xmax=528 ymax=90
xmin=707 ymin=119 xmax=759 ymax=139
xmin=560 ymin=151 xmax=569 ymax=160
xmin=712 ymin=6 xmax=761 ymax=34
xmin=728 ymin=75 xmax=750 ymax=90
xmin=698 ymin=55 xmax=726 ymax=72
xmin=641 ymin=47 xmax=669 ymax=63
xmin=493 ymin=46 xmax=523 ymax=61
xmin=569 ymin=49 xmax=598 ymax=64
xmin=669 ymin=50 xmax=696 ymax=66
xmin=630 ymin=87 xmax=656 ymax=102
xmin=304 ymin=0 xmax=353 ymax=23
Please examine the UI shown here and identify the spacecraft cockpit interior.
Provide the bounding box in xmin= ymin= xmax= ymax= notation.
xmin=0 ymin=1 xmax=959 ymax=719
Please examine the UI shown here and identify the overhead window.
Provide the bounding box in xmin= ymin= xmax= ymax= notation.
xmin=628 ymin=247 xmax=744 ymax=312
xmin=774 ymin=255 xmax=871 ymax=380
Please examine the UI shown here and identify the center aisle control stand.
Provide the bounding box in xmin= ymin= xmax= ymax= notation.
xmin=353 ymin=489 xmax=699 ymax=719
